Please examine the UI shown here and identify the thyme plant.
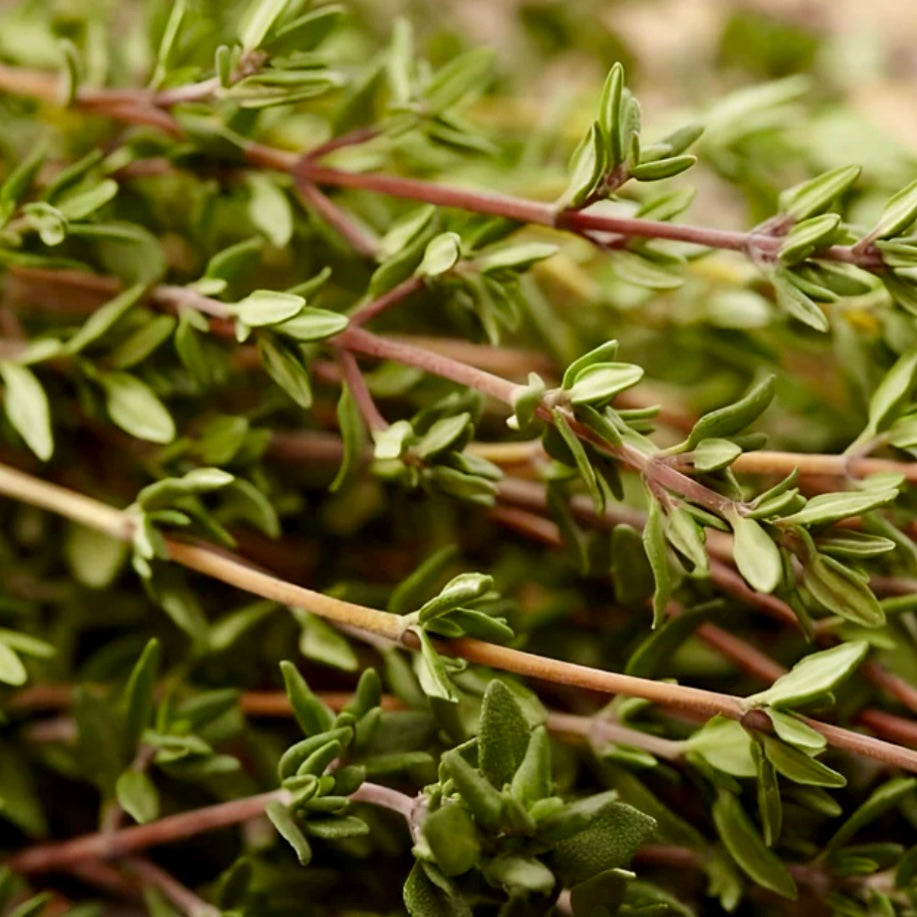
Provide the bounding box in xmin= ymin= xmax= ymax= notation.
xmin=0 ymin=2 xmax=916 ymax=915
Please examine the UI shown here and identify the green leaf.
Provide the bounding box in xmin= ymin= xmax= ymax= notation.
xmin=235 ymin=290 xmax=305 ymax=327
xmin=416 ymin=232 xmax=461 ymax=278
xmin=510 ymin=726 xmax=552 ymax=805
xmin=751 ymin=740 xmax=782 ymax=847
xmin=561 ymin=341 xmax=619 ymax=390
xmin=779 ymin=165 xmax=861 ymax=221
xmin=122 ymin=638 xmax=160 ymax=748
xmin=566 ymin=362 xmax=644 ymax=405
xmin=388 ymin=545 xmax=458 ymax=615
xmin=476 ymin=242 xmax=557 ymax=273
xmin=826 ymin=778 xmax=916 ymax=854
xmin=766 ymin=710 xmax=825 ymax=752
xmin=258 ymin=336 xmax=313 ymax=408
xmin=560 ymin=122 xmax=606 ymax=209
xmin=0 ymin=144 xmax=45 ymax=223
xmin=630 ymin=154 xmax=696 ymax=181
xmin=692 ymin=437 xmax=741 ymax=472
xmin=865 ymin=177 xmax=917 ymax=242
xmin=414 ymin=413 xmax=472 ymax=459
xmin=266 ymin=800 xmax=312 ymax=865
xmin=264 ymin=5 xmax=345 ymax=54
xmin=685 ymin=716 xmax=755 ymax=777
xmin=549 ymin=800 xmax=656 ymax=885
xmin=274 ymin=307 xmax=349 ymax=342
xmin=772 ymin=270 xmax=829 ymax=330
xmin=801 ymin=553 xmax=885 ymax=627
xmin=778 ymin=488 xmax=899 ymax=527
xmin=403 ymin=862 xmax=471 ymax=917
xmin=611 ymin=250 xmax=683 ymax=290
xmin=664 ymin=506 xmax=709 ymax=574
xmin=297 ymin=612 xmax=358 ymax=671
xmin=65 ymin=284 xmax=146 ymax=354
xmin=278 ymin=728 xmax=352 ymax=780
xmin=99 ymin=373 xmax=175 ymax=444
xmin=759 ymin=735 xmax=845 ymax=787
xmin=423 ymin=803 xmax=481 ymax=876
xmin=778 ymin=213 xmax=842 ymax=264
xmin=110 ymin=314 xmax=176 ymax=369
xmin=137 ymin=468 xmax=234 ymax=511
xmin=598 ymin=62 xmax=625 ymax=161
xmin=442 ymin=749 xmax=502 ymax=830
xmin=712 ymin=791 xmax=797 ymax=899
xmin=415 ymin=629 xmax=458 ymax=702
xmin=0 ymin=361 xmax=53 ymax=460
xmin=0 ymin=640 xmax=27 ymax=686
xmin=569 ymin=869 xmax=629 ymax=917
xmin=330 ymin=383 xmax=366 ymax=492
xmin=280 ymin=660 xmax=334 ymax=736
xmin=204 ymin=237 xmax=264 ymax=283
xmin=425 ymin=48 xmax=494 ymax=112
xmin=642 ymin=497 xmax=671 ymax=628
xmin=56 ymin=179 xmax=118 ymax=221
xmin=684 ymin=375 xmax=775 ymax=450
xmin=479 ymin=680 xmax=531 ymax=788
xmin=378 ymin=204 xmax=436 ymax=261
xmin=304 ymin=815 xmax=369 ymax=838
xmin=746 ymin=642 xmax=869 ymax=709
xmin=858 ymin=345 xmax=917 ymax=443
xmin=416 ymin=572 xmax=493 ymax=623
xmin=247 ymin=175 xmax=293 ymax=248
xmin=487 ymin=855 xmax=555 ymax=895
xmin=115 ymin=767 xmax=160 ymax=823
xmin=730 ymin=514 xmax=782 ymax=594
xmin=553 ymin=409 xmax=603 ymax=512
xmin=239 ymin=0 xmax=295 ymax=50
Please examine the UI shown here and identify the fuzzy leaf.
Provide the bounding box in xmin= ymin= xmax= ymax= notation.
xmin=479 ymin=680 xmax=531 ymax=788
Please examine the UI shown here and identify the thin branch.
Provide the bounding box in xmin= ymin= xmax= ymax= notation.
xmin=9 ymin=790 xmax=288 ymax=874
xmin=1 ymin=461 xmax=911 ymax=769
xmin=545 ymin=711 xmax=685 ymax=760
xmin=338 ymin=348 xmax=388 ymax=431
xmin=0 ymin=61 xmax=886 ymax=272
xmin=348 ymin=275 xmax=425 ymax=326
xmin=294 ymin=177 xmax=380 ymax=258
xmin=125 ymin=858 xmax=220 ymax=917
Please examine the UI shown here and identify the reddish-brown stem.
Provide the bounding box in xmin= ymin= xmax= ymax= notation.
xmin=294 ymin=177 xmax=380 ymax=258
xmin=338 ymin=348 xmax=388 ymax=431
xmin=9 ymin=790 xmax=288 ymax=874
xmin=125 ymin=858 xmax=219 ymax=917
xmin=348 ymin=276 xmax=425 ymax=326
xmin=339 ymin=326 xmax=737 ymax=516
xmin=0 ymin=61 xmax=886 ymax=271
xmin=304 ymin=127 xmax=381 ymax=160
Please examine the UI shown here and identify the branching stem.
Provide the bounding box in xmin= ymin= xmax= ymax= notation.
xmin=0 ymin=461 xmax=912 ymax=770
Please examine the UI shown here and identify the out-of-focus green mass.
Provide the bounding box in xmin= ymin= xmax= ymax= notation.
xmin=0 ymin=1 xmax=916 ymax=916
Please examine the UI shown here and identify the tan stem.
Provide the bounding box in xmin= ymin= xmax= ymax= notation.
xmin=0 ymin=462 xmax=915 ymax=772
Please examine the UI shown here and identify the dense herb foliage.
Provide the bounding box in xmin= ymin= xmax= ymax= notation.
xmin=0 ymin=2 xmax=916 ymax=915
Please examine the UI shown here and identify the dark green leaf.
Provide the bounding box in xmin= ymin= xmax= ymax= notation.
xmin=423 ymin=803 xmax=481 ymax=876
xmin=266 ymin=800 xmax=312 ymax=864
xmin=643 ymin=498 xmax=671 ymax=628
xmin=479 ymin=680 xmax=531 ymax=788
xmin=712 ymin=791 xmax=796 ymax=898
